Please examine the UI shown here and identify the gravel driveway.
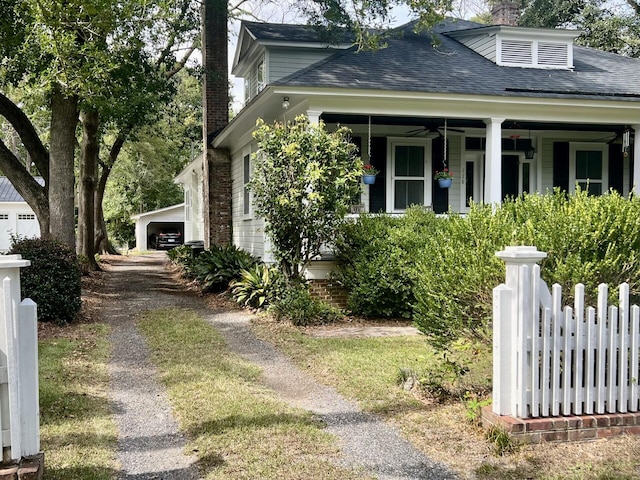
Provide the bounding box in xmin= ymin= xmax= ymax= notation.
xmin=100 ymin=252 xmax=457 ymax=480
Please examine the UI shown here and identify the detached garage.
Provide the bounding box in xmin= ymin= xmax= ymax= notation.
xmin=0 ymin=177 xmax=41 ymax=251
xmin=132 ymin=203 xmax=185 ymax=251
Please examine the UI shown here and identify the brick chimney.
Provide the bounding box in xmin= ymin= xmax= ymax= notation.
xmin=491 ymin=1 xmax=520 ymax=26
xmin=202 ymin=0 xmax=232 ymax=248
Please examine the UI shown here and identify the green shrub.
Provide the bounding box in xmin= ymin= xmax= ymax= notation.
xmin=9 ymin=237 xmax=81 ymax=324
xmin=333 ymin=207 xmax=437 ymax=318
xmin=269 ymin=283 xmax=342 ymax=326
xmin=193 ymin=245 xmax=258 ymax=292
xmin=230 ymin=264 xmax=280 ymax=309
xmin=335 ymin=189 xmax=640 ymax=353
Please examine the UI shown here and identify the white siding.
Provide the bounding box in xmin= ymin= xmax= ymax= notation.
xmin=456 ymin=34 xmax=497 ymax=62
xmin=269 ymin=47 xmax=336 ymax=83
xmin=231 ymin=146 xmax=266 ymax=259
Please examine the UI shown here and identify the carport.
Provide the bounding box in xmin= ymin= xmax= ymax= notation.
xmin=131 ymin=204 xmax=185 ymax=251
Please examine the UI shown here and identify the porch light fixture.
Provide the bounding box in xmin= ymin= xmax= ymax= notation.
xmin=524 ymin=129 xmax=535 ymax=159
xmin=282 ymin=96 xmax=290 ymax=110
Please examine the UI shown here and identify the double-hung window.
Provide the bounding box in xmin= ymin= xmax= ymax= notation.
xmin=570 ymin=143 xmax=608 ymax=195
xmin=392 ymin=142 xmax=427 ymax=211
xmin=243 ymin=153 xmax=251 ymax=216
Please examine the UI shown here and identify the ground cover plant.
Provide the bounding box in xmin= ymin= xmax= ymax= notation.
xmin=251 ymin=320 xmax=640 ymax=479
xmin=138 ymin=307 xmax=369 ymax=479
xmin=39 ymin=323 xmax=118 ymax=479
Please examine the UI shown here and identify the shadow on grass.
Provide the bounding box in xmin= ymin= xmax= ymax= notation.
xmin=39 ymin=391 xmax=112 ymax=425
xmin=187 ymin=411 xmax=316 ymax=437
xmin=44 ymin=466 xmax=118 ymax=480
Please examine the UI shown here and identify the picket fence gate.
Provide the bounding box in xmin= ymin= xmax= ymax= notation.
xmin=493 ymin=246 xmax=640 ymax=419
xmin=0 ymin=255 xmax=39 ymax=462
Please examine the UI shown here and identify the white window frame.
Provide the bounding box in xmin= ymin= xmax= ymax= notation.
xmin=497 ymin=33 xmax=573 ymax=69
xmin=569 ymin=143 xmax=609 ymax=195
xmin=256 ymin=60 xmax=265 ymax=94
xmin=387 ymin=138 xmax=431 ymax=213
xmin=243 ymin=151 xmax=252 ymax=218
xmin=460 ymin=153 xmax=484 ymax=213
xmin=185 ymin=188 xmax=192 ymax=222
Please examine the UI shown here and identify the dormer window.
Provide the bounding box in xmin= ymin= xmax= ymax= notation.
xmin=497 ymin=36 xmax=572 ymax=69
xmin=448 ymin=25 xmax=579 ymax=71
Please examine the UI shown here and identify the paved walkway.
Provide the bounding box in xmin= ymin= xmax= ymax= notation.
xmin=101 ymin=253 xmax=457 ymax=479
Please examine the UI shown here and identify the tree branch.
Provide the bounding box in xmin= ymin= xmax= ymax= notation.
xmin=0 ymin=92 xmax=50 ymax=180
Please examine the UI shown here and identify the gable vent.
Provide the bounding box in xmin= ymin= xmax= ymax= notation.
xmin=501 ymin=40 xmax=533 ymax=65
xmin=538 ymin=42 xmax=568 ymax=66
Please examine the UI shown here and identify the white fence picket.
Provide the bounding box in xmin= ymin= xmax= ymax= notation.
xmin=18 ymin=300 xmax=38 ymax=456
xmin=632 ymin=305 xmax=640 ymax=412
xmin=494 ymin=246 xmax=640 ymax=419
xmin=574 ymin=284 xmax=585 ymax=415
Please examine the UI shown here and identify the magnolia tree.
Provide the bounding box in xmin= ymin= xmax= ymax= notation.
xmin=251 ymin=115 xmax=363 ymax=284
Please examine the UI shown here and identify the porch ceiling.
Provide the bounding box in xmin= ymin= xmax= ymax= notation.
xmin=320 ymin=114 xmax=629 ymax=134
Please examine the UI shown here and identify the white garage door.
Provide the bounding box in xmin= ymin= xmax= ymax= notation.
xmin=17 ymin=213 xmax=39 ymax=239
xmin=0 ymin=214 xmax=10 ymax=250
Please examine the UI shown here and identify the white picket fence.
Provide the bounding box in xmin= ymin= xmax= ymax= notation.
xmin=493 ymin=246 xmax=640 ymax=419
xmin=0 ymin=255 xmax=39 ymax=461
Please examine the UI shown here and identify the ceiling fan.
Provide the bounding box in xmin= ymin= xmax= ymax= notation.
xmin=405 ymin=123 xmax=464 ymax=138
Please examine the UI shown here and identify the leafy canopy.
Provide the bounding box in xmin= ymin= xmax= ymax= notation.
xmin=250 ymin=115 xmax=362 ymax=283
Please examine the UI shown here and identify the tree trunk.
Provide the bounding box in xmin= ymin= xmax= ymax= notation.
xmin=79 ymin=110 xmax=100 ymax=269
xmin=49 ymin=87 xmax=78 ymax=249
xmin=94 ymin=133 xmax=126 ymax=255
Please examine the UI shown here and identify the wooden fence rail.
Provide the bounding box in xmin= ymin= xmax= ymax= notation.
xmin=493 ymin=246 xmax=640 ymax=419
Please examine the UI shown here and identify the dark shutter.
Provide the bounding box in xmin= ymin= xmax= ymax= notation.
xmin=368 ymin=137 xmax=387 ymax=213
xmin=553 ymin=142 xmax=570 ymax=192
xmin=609 ymin=144 xmax=624 ymax=194
xmin=432 ymin=137 xmax=448 ymax=214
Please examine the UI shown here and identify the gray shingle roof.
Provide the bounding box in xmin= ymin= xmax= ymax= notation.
xmin=243 ymin=21 xmax=354 ymax=44
xmin=0 ymin=177 xmax=44 ymax=202
xmin=271 ymin=19 xmax=640 ymax=101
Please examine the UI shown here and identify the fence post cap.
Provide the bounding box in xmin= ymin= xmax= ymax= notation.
xmin=0 ymin=254 xmax=31 ymax=268
xmin=496 ymin=245 xmax=547 ymax=263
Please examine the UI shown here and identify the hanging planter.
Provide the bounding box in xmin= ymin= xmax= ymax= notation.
xmin=363 ymin=174 xmax=376 ymax=185
xmin=437 ymin=177 xmax=452 ymax=189
xmin=362 ymin=162 xmax=379 ymax=185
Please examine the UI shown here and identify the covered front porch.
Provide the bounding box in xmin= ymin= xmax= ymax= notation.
xmin=319 ymin=114 xmax=640 ymax=214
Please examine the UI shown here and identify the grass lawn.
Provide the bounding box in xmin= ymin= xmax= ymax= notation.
xmin=138 ymin=307 xmax=371 ymax=480
xmin=39 ymin=323 xmax=118 ymax=479
xmin=250 ymin=319 xmax=640 ymax=480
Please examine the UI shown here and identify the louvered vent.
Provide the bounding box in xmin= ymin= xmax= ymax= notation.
xmin=501 ymin=40 xmax=533 ymax=65
xmin=538 ymin=42 xmax=568 ymax=67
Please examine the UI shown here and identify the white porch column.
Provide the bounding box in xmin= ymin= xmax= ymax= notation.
xmin=307 ymin=109 xmax=322 ymax=124
xmin=633 ymin=124 xmax=640 ymax=195
xmin=484 ymin=118 xmax=505 ymax=204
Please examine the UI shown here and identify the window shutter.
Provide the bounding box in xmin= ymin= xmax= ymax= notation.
xmin=553 ymin=142 xmax=570 ymax=192
xmin=368 ymin=137 xmax=387 ymax=213
xmin=432 ymin=137 xmax=448 ymax=214
xmin=501 ymin=40 xmax=532 ymax=65
xmin=609 ymin=144 xmax=624 ymax=194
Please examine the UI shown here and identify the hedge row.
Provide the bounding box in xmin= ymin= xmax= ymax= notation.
xmin=333 ymin=189 xmax=640 ymax=350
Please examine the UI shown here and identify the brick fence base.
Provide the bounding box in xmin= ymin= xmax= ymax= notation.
xmin=0 ymin=453 xmax=44 ymax=480
xmin=482 ymin=407 xmax=640 ymax=443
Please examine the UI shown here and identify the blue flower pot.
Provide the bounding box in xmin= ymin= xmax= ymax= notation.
xmin=438 ymin=177 xmax=452 ymax=189
xmin=363 ymin=174 xmax=376 ymax=185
